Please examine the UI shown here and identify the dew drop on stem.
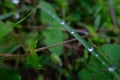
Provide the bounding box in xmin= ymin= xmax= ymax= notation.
xmin=12 ymin=0 xmax=20 ymax=4
xmin=15 ymin=12 xmax=20 ymax=19
xmin=95 ymin=54 xmax=99 ymax=57
xmin=48 ymin=11 xmax=51 ymax=14
xmin=102 ymin=62 xmax=105 ymax=65
xmin=52 ymin=15 xmax=55 ymax=18
xmin=61 ymin=21 xmax=65 ymax=25
xmin=71 ymin=31 xmax=75 ymax=34
xmin=108 ymin=66 xmax=116 ymax=72
xmin=88 ymin=47 xmax=94 ymax=52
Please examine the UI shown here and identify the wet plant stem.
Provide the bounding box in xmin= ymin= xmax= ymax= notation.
xmin=40 ymin=6 xmax=120 ymax=79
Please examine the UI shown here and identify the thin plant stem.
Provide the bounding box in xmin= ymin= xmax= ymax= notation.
xmin=35 ymin=38 xmax=76 ymax=52
xmin=0 ymin=38 xmax=77 ymax=58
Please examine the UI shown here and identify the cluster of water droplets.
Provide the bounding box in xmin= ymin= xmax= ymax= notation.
xmin=47 ymin=11 xmax=56 ymax=19
xmin=60 ymin=19 xmax=117 ymax=73
xmin=60 ymin=21 xmax=76 ymax=35
xmin=46 ymin=8 xmax=118 ymax=74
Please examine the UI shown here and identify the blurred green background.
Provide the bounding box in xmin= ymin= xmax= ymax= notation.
xmin=0 ymin=0 xmax=120 ymax=80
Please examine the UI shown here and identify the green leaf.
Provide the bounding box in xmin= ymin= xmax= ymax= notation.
xmin=39 ymin=1 xmax=56 ymax=14
xmin=79 ymin=44 xmax=120 ymax=80
xmin=78 ymin=56 xmax=113 ymax=80
xmin=25 ymin=32 xmax=38 ymax=49
xmin=101 ymin=44 xmax=120 ymax=68
xmin=40 ymin=1 xmax=57 ymax=25
xmin=50 ymin=53 xmax=62 ymax=66
xmin=0 ymin=12 xmax=14 ymax=20
xmin=94 ymin=14 xmax=101 ymax=29
xmin=26 ymin=32 xmax=41 ymax=69
xmin=0 ymin=35 xmax=18 ymax=53
xmin=26 ymin=51 xmax=41 ymax=69
xmin=40 ymin=1 xmax=67 ymax=55
xmin=0 ymin=21 xmax=12 ymax=40
xmin=42 ymin=30 xmax=65 ymax=55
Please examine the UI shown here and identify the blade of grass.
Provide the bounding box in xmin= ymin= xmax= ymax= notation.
xmin=39 ymin=2 xmax=120 ymax=79
xmin=15 ymin=10 xmax=34 ymax=26
xmin=0 ymin=7 xmax=33 ymax=20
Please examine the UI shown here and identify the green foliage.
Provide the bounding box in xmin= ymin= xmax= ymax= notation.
xmin=50 ymin=53 xmax=62 ymax=66
xmin=101 ymin=44 xmax=120 ymax=68
xmin=40 ymin=1 xmax=68 ymax=66
xmin=26 ymin=51 xmax=41 ymax=69
xmin=0 ymin=12 xmax=14 ymax=20
xmin=42 ymin=30 xmax=66 ymax=55
xmin=40 ymin=1 xmax=120 ymax=79
xmin=0 ymin=34 xmax=18 ymax=53
xmin=78 ymin=44 xmax=120 ymax=80
xmin=0 ymin=21 xmax=12 ymax=40
xmin=40 ymin=1 xmax=67 ymax=55
xmin=78 ymin=56 xmax=113 ymax=80
xmin=26 ymin=32 xmax=41 ymax=69
xmin=0 ymin=0 xmax=120 ymax=80
xmin=0 ymin=66 xmax=21 ymax=80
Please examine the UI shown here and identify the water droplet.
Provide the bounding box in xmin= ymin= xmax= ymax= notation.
xmin=102 ymin=62 xmax=105 ymax=65
xmin=48 ymin=11 xmax=51 ymax=14
xmin=88 ymin=47 xmax=94 ymax=52
xmin=52 ymin=15 xmax=55 ymax=18
xmin=15 ymin=12 xmax=20 ymax=19
xmin=61 ymin=21 xmax=65 ymax=25
xmin=108 ymin=66 xmax=116 ymax=72
xmin=12 ymin=0 xmax=20 ymax=4
xmin=95 ymin=54 xmax=99 ymax=57
xmin=71 ymin=31 xmax=75 ymax=34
